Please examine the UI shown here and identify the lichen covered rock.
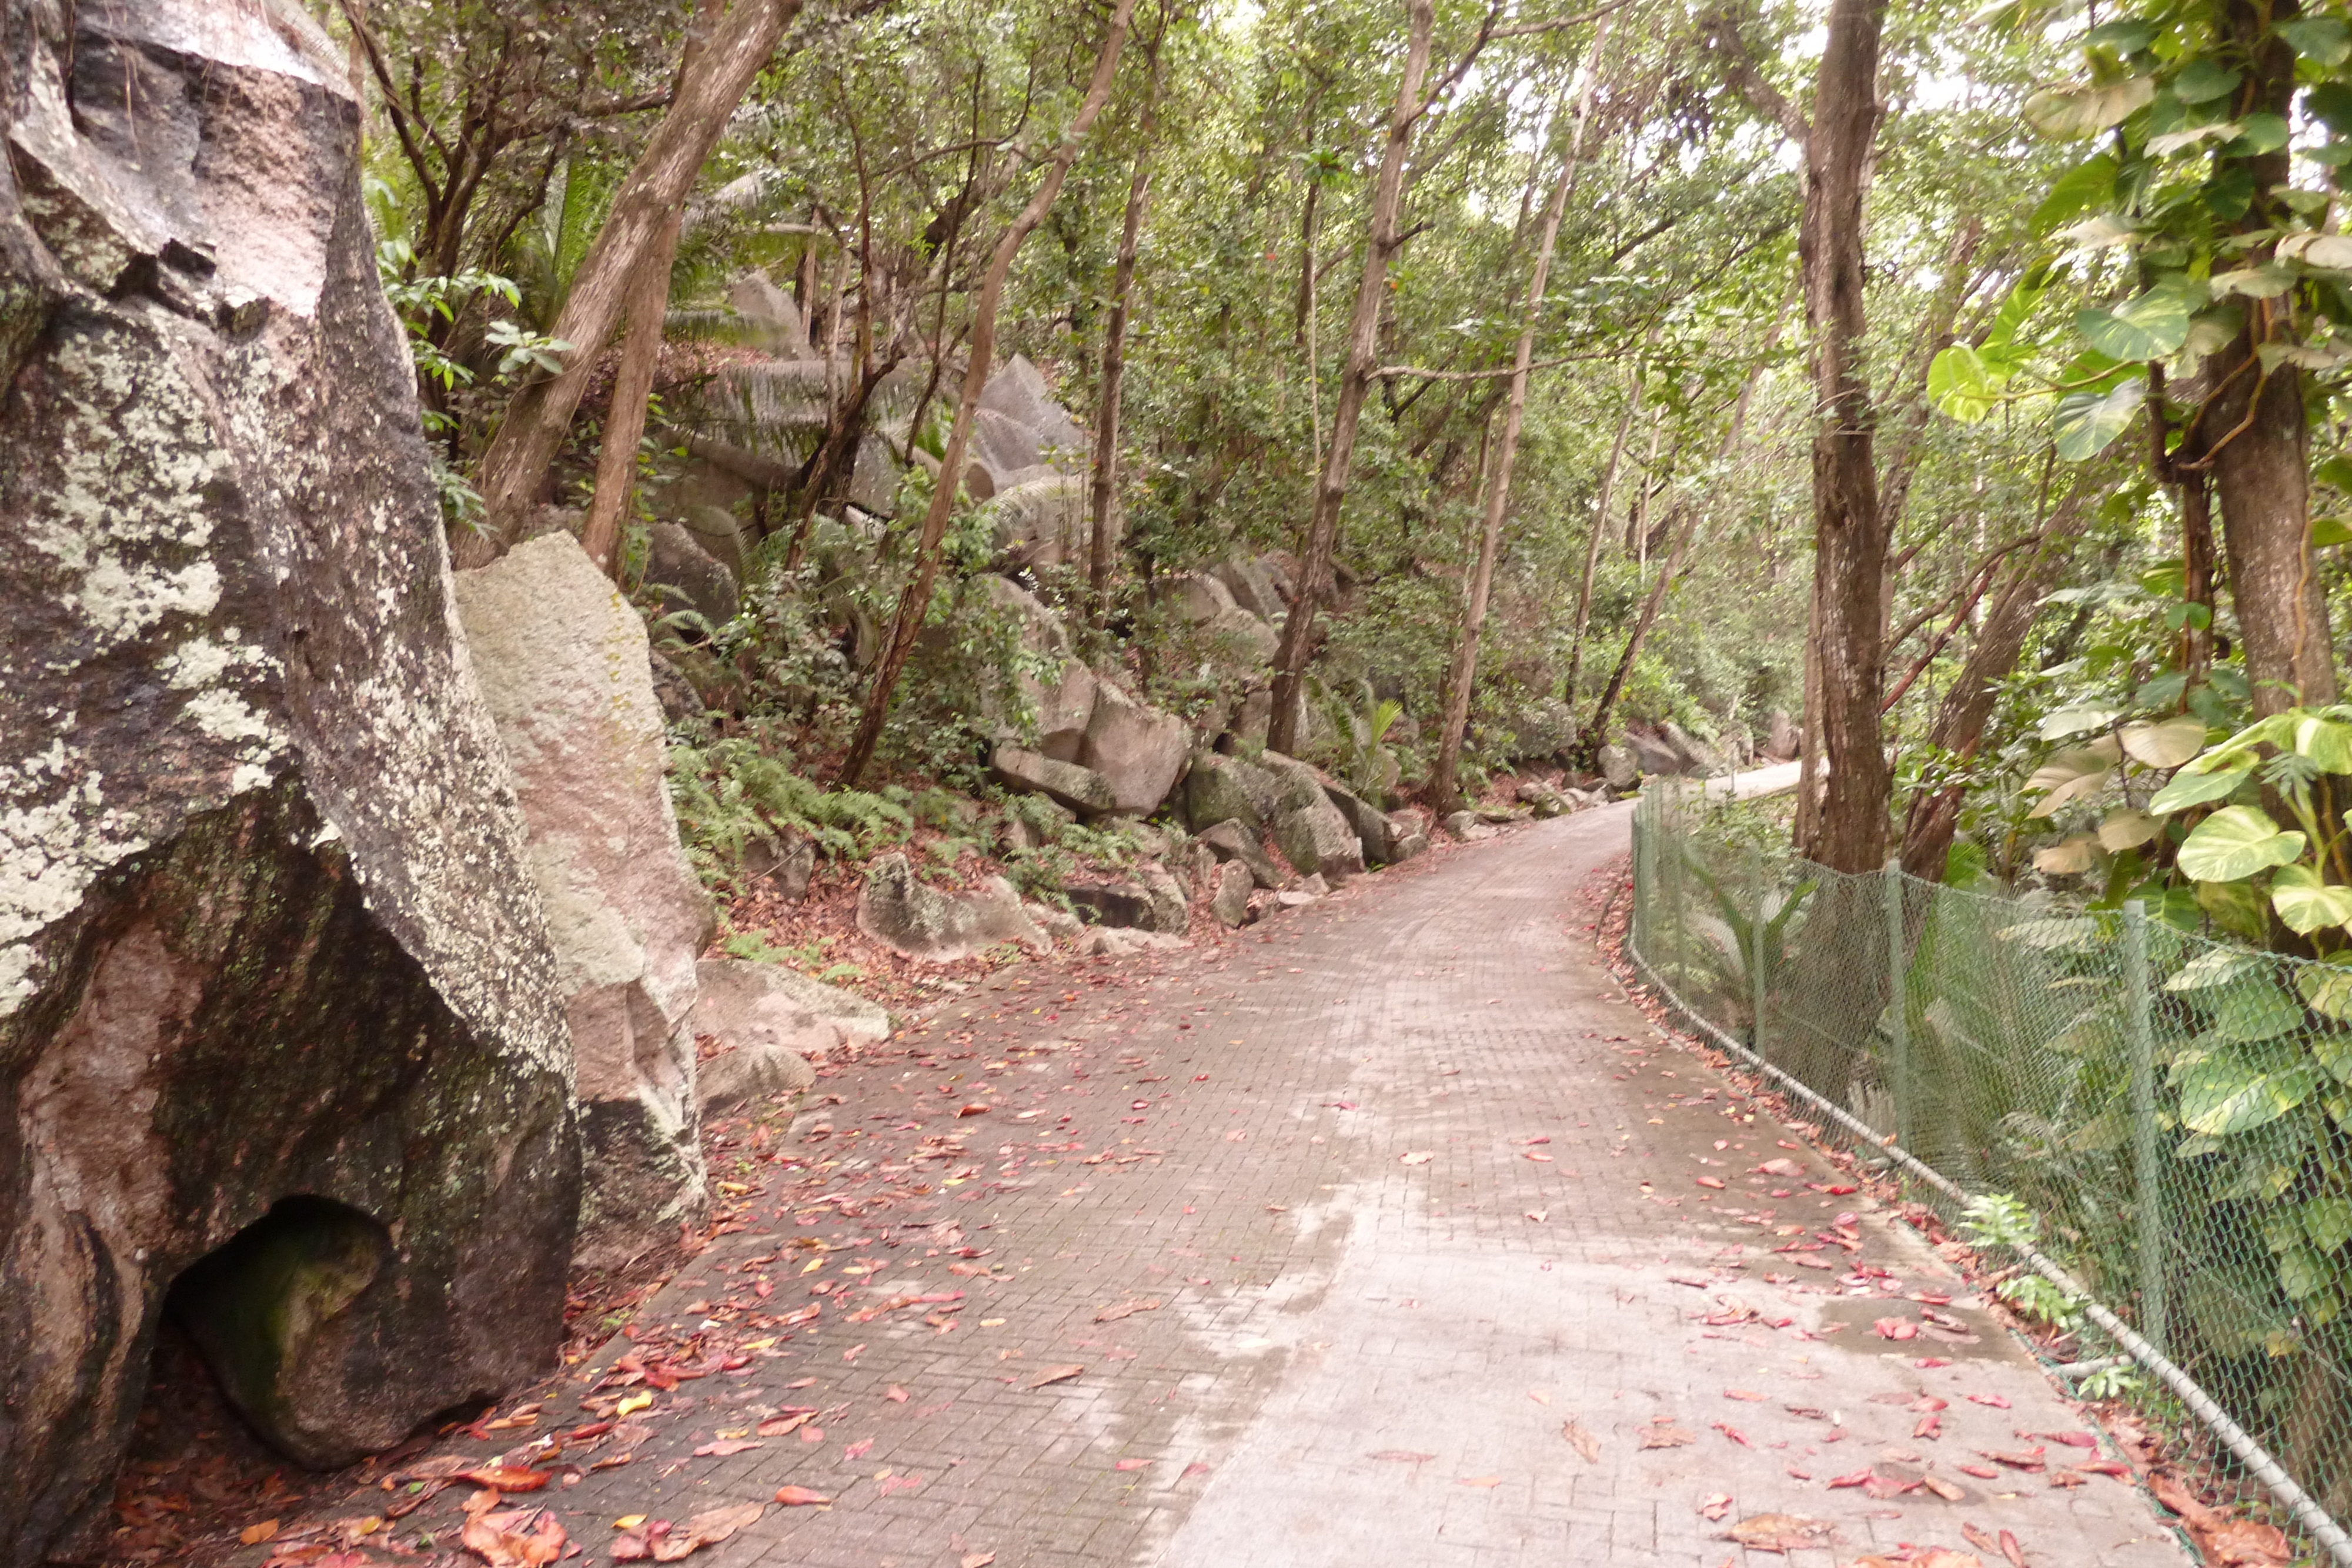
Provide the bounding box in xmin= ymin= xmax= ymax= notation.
xmin=455 ymin=534 xmax=716 ymax=1269
xmin=856 ymin=854 xmax=1047 ymax=961
xmin=0 ymin=4 xmax=576 ymax=1553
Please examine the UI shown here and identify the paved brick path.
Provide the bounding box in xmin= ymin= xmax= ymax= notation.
xmin=272 ymin=801 xmax=2194 ymax=1568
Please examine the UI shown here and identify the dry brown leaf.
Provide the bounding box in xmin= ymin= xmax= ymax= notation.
xmin=460 ymin=1507 xmax=567 ymax=1567
xmin=239 ymin=1520 xmax=280 ymax=1546
xmin=772 ymin=1486 xmax=831 ymax=1506
xmin=651 ymin=1500 xmax=764 ymax=1561
xmin=1639 ymin=1425 xmax=1696 ymax=1450
xmin=1922 ymin=1473 xmax=1967 ymax=1501
xmin=1561 ymin=1419 xmax=1601 ymax=1462
xmin=1698 ymin=1493 xmax=1732 ymax=1522
xmin=1722 ymin=1512 xmax=1833 ymax=1552
xmin=1027 ymin=1364 xmax=1084 ymax=1389
xmin=1915 ymin=1552 xmax=1986 ymax=1568
xmin=2203 ymin=1518 xmax=2296 ymax=1566
xmin=961 ymin=1556 xmax=997 ymax=1568
xmin=1094 ymin=1299 xmax=1164 ymax=1323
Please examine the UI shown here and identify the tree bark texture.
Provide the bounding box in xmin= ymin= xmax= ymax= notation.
xmin=2205 ymin=0 xmax=2333 ymax=714
xmin=1430 ymin=29 xmax=1606 ymax=809
xmin=1897 ymin=472 xmax=2097 ymax=879
xmin=1797 ymin=0 xmax=1890 ymax=875
xmin=1267 ymin=0 xmax=1436 ymax=755
xmin=580 ymin=0 xmax=726 ymax=577
xmin=470 ymin=0 xmax=802 ymax=556
xmin=836 ymin=0 xmax=1137 ymax=787
xmin=1088 ymin=141 xmax=1155 ymax=621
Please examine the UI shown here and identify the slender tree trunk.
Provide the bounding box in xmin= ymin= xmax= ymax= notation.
xmin=468 ymin=0 xmax=803 ymax=560
xmin=1430 ymin=24 xmax=1608 ymax=810
xmin=1798 ymin=0 xmax=1890 ymax=875
xmin=1562 ymin=370 xmax=1638 ymax=727
xmin=836 ymin=0 xmax=1137 ymax=787
xmin=1267 ymin=0 xmax=1436 ymax=755
xmin=1298 ymin=179 xmax=1325 ymax=478
xmin=578 ymin=218 xmax=682 ymax=575
xmin=580 ymin=0 xmax=727 ymax=577
xmin=1794 ymin=588 xmax=1825 ymax=852
xmin=1897 ymin=469 xmax=2097 ymax=878
xmin=2180 ymin=475 xmax=2217 ymax=686
xmin=1586 ymin=500 xmax=1700 ymax=745
xmin=1088 ymin=77 xmax=1160 ymax=624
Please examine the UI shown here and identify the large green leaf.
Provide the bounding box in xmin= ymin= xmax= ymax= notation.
xmin=2119 ymin=715 xmax=2207 ymax=767
xmin=2272 ymin=865 xmax=2352 ymax=935
xmin=2294 ymin=715 xmax=2352 ymax=772
xmin=2169 ymin=945 xmax=2264 ymax=992
xmin=2024 ymin=76 xmax=2156 ymax=138
xmin=2149 ymin=761 xmax=2253 ymax=812
xmin=2211 ymin=978 xmax=2306 ymax=1042
xmin=2032 ymin=155 xmax=2117 ymax=233
xmin=2179 ymin=1051 xmax=2318 ymax=1134
xmin=2054 ymin=376 xmax=2146 ymax=459
xmin=1927 ymin=344 xmax=2002 ymax=422
xmin=2278 ymin=16 xmax=2352 ymax=66
xmin=2298 ymin=965 xmax=2352 ymax=1022
xmin=2076 ymin=278 xmax=2201 ymax=360
xmin=2177 ymin=805 xmax=2304 ymax=881
xmin=2306 ymin=1196 xmax=2352 ymax=1253
xmin=2174 ymin=58 xmax=2243 ymax=105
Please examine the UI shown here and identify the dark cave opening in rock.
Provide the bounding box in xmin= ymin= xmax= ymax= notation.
xmin=105 ymin=1199 xmax=399 ymax=1564
xmin=161 ymin=1196 xmax=393 ymax=1468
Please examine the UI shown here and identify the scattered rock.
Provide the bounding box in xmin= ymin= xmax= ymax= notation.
xmin=1026 ymin=904 xmax=1086 ymax=944
xmin=1662 ymin=721 xmax=1727 ymax=776
xmin=1598 ymin=744 xmax=1641 ymax=790
xmin=984 ymin=473 xmax=1091 ymax=570
xmin=1138 ymin=864 xmax=1191 ymax=932
xmin=1065 ymin=875 xmax=1187 ymax=935
xmin=980 ymin=577 xmax=1097 ymax=759
xmin=1517 ymin=779 xmax=1571 ymax=818
xmin=1274 ymin=800 xmax=1365 ymax=881
xmin=1080 ymin=927 xmax=1190 ymax=958
xmin=857 ymin=855 xmax=1047 ymax=961
xmin=1169 ymin=572 xmax=1238 ymax=624
xmin=1201 ymin=606 xmax=1281 ymax=665
xmin=1626 ymin=729 xmax=1685 ymax=777
xmin=646 ymin=520 xmax=740 ymax=632
xmin=1392 ymin=833 xmax=1431 ymax=861
xmin=1764 ymin=709 xmax=1800 ymax=762
xmin=456 ymin=534 xmax=716 ymax=1269
xmin=1210 ymin=862 xmax=1254 ymax=927
xmin=1299 ymin=872 xmax=1330 ymax=896
xmin=739 ymin=830 xmax=816 ymax=901
xmin=1323 ymin=777 xmax=1401 ymax=864
xmin=648 ymin=647 xmax=704 ymax=724
xmin=993 ymin=743 xmax=1120 ymax=814
xmin=1444 ymin=811 xmax=1498 ymax=841
xmin=1508 ymin=697 xmax=1580 ymax=761
xmin=690 ymin=958 xmax=887 ymax=1111
xmin=978 ymin=353 xmax=1089 ymax=458
xmin=1197 ymin=819 xmax=1283 ymax=888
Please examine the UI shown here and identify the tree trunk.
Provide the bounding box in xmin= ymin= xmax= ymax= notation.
xmin=1562 ymin=372 xmax=1638 ymax=724
xmin=1087 ymin=122 xmax=1157 ymax=623
xmin=836 ymin=0 xmax=1137 ymax=787
xmin=468 ymin=0 xmax=802 ymax=560
xmin=2206 ymin=0 xmax=2333 ymax=715
xmin=1797 ymin=0 xmax=1889 ymax=875
xmin=1897 ymin=469 xmax=2097 ymax=879
xmin=1430 ymin=27 xmax=1606 ymax=810
xmin=1586 ymin=500 xmax=1700 ymax=745
xmin=1267 ymin=0 xmax=1436 ymax=755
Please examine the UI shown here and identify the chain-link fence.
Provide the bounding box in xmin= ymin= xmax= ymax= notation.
xmin=1627 ymin=780 xmax=2352 ymax=1560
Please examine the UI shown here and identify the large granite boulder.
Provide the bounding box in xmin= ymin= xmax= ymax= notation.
xmin=857 ymin=855 xmax=1047 ymax=961
xmin=1083 ymin=681 xmax=1191 ymax=816
xmin=978 ymin=353 xmax=1088 ymax=459
xmin=1259 ymin=751 xmax=1366 ymax=881
xmin=1763 ymin=710 xmax=1800 ymax=763
xmin=689 ymin=957 xmax=890 ymax=1112
xmin=1210 ymin=862 xmax=1255 ymax=927
xmin=980 ymin=578 xmax=1096 ymax=760
xmin=1598 ymin=743 xmax=1641 ymax=790
xmin=1626 ymin=728 xmax=1686 ymax=777
xmin=983 ymin=473 xmax=1091 ymax=569
xmin=1184 ymin=752 xmax=1281 ymax=834
xmin=1662 ymin=721 xmax=1727 ymax=776
xmin=1170 ymin=571 xmax=1237 ymax=624
xmin=1211 ymin=556 xmax=1288 ymax=620
xmin=1324 ymin=779 xmax=1402 ymax=864
xmin=1065 ymin=868 xmax=1188 ymax=935
xmin=0 ymin=7 xmax=577 ymax=1553
xmin=1508 ymin=698 xmax=1580 ymax=761
xmin=993 ymin=744 xmax=1119 ymax=815
xmin=455 ymin=534 xmax=714 ymax=1269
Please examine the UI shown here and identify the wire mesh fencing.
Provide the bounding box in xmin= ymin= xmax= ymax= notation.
xmin=1627 ymin=781 xmax=2352 ymax=1552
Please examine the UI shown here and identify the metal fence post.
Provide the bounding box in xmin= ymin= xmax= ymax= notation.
xmin=1884 ymin=858 xmax=1911 ymax=1149
xmin=2124 ymin=898 xmax=2167 ymax=1356
xmin=1750 ymin=844 xmax=1769 ymax=1057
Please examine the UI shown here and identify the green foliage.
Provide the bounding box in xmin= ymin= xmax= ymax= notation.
xmin=669 ymin=737 xmax=911 ymax=886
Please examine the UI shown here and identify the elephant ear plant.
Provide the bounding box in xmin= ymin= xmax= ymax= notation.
xmin=2152 ymin=707 xmax=2352 ymax=959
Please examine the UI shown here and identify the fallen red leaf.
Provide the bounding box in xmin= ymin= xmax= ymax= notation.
xmin=455 ymin=1467 xmax=550 ymax=1493
xmin=773 ymin=1486 xmax=831 ymax=1506
xmin=1826 ymin=1470 xmax=1873 ymax=1489
xmin=1115 ymin=1458 xmax=1153 ymax=1471
xmin=1027 ymin=1364 xmax=1084 ymax=1389
xmin=691 ymin=1440 xmax=761 ymax=1457
xmin=1873 ymin=1317 xmax=1919 ymax=1341
xmin=1698 ymin=1493 xmax=1732 ymax=1521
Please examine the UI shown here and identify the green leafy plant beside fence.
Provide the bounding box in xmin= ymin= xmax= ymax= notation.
xmin=1632 ymin=782 xmax=2352 ymax=1522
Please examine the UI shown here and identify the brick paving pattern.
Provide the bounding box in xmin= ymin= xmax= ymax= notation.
xmin=269 ymin=802 xmax=2195 ymax=1568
